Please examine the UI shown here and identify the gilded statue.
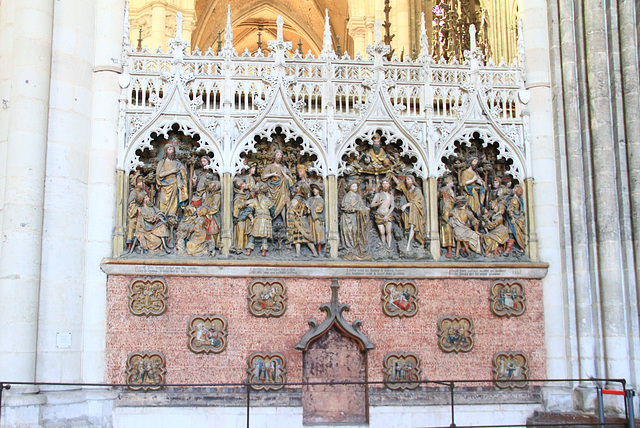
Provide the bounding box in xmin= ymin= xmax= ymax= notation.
xmin=460 ymin=157 xmax=485 ymax=216
xmin=307 ymin=183 xmax=325 ymax=256
xmin=134 ymin=195 xmax=171 ymax=254
xmin=262 ymin=150 xmax=294 ymax=224
xmin=191 ymin=156 xmax=213 ymax=208
xmin=127 ymin=174 xmax=148 ymax=253
xmin=370 ymin=177 xmax=395 ymax=249
xmin=448 ymin=196 xmax=482 ymax=257
xmin=505 ymin=185 xmax=526 ymax=256
xmin=156 ymin=144 xmax=188 ymax=216
xmin=439 ymin=177 xmax=456 ymax=258
xmin=393 ymin=174 xmax=426 ymax=251
xmin=286 ymin=184 xmax=318 ymax=257
xmin=245 ymin=183 xmax=274 ymax=257
xmin=340 ymin=181 xmax=371 ymax=260
xmin=360 ymin=134 xmax=394 ymax=175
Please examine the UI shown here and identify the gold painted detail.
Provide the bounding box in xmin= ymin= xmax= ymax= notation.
xmin=128 ymin=277 xmax=168 ymax=316
xmin=248 ymin=280 xmax=287 ymax=317
xmin=247 ymin=352 xmax=287 ymax=391
xmin=489 ymin=280 xmax=525 ymax=317
xmin=381 ymin=280 xmax=419 ymax=317
xmin=125 ymin=352 xmax=166 ymax=391
xmin=492 ymin=351 xmax=528 ymax=389
xmin=187 ymin=315 xmax=228 ymax=353
xmin=382 ymin=353 xmax=421 ymax=390
xmin=437 ymin=316 xmax=474 ymax=353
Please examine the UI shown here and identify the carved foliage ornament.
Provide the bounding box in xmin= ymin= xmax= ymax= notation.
xmin=381 ymin=280 xmax=419 ymax=318
xmin=247 ymin=352 xmax=287 ymax=391
xmin=125 ymin=352 xmax=166 ymax=391
xmin=187 ymin=315 xmax=228 ymax=353
xmin=492 ymin=351 xmax=528 ymax=389
xmin=382 ymin=353 xmax=421 ymax=390
xmin=437 ymin=316 xmax=475 ymax=353
xmin=128 ymin=277 xmax=168 ymax=316
xmin=489 ymin=280 xmax=525 ymax=318
xmin=248 ymin=280 xmax=287 ymax=317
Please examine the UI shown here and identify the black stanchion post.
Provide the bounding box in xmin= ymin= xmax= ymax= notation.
xmin=246 ymin=382 xmax=250 ymax=428
xmin=449 ymin=381 xmax=456 ymax=428
xmin=597 ymin=385 xmax=605 ymax=428
xmin=0 ymin=383 xmax=11 ymax=428
xmin=625 ymin=389 xmax=635 ymax=428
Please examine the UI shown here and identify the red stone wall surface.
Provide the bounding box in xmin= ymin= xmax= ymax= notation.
xmin=105 ymin=276 xmax=545 ymax=386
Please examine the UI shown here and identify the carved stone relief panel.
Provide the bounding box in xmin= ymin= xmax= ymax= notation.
xmin=439 ymin=134 xmax=526 ymax=260
xmin=248 ymin=280 xmax=287 ymax=317
xmin=492 ymin=351 xmax=528 ymax=389
xmin=382 ymin=353 xmax=422 ymax=390
xmin=437 ymin=316 xmax=475 ymax=353
xmin=489 ymin=280 xmax=526 ymax=317
xmin=128 ymin=277 xmax=168 ymax=316
xmin=381 ymin=280 xmax=419 ymax=317
xmin=125 ymin=352 xmax=166 ymax=391
xmin=247 ymin=352 xmax=287 ymax=391
xmin=186 ymin=315 xmax=228 ymax=353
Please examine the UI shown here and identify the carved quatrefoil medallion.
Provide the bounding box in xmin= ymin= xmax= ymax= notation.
xmin=247 ymin=352 xmax=287 ymax=391
xmin=437 ymin=316 xmax=475 ymax=353
xmin=492 ymin=351 xmax=529 ymax=389
xmin=125 ymin=352 xmax=166 ymax=391
xmin=381 ymin=280 xmax=419 ymax=317
xmin=382 ymin=353 xmax=422 ymax=390
xmin=489 ymin=280 xmax=526 ymax=318
xmin=248 ymin=280 xmax=287 ymax=317
xmin=128 ymin=277 xmax=168 ymax=317
xmin=187 ymin=315 xmax=228 ymax=353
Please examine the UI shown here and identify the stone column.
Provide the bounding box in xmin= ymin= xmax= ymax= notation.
xmin=325 ymin=175 xmax=339 ymax=259
xmin=524 ymin=179 xmax=538 ymax=263
xmin=0 ymin=0 xmax=54 ymax=382
xmin=583 ymin=0 xmax=631 ymax=383
xmin=36 ymin=0 xmax=96 ymax=384
xmin=426 ymin=177 xmax=440 ymax=260
xmin=82 ymin=0 xmax=125 ymax=383
xmin=221 ymin=172 xmax=233 ymax=256
xmin=554 ymin=0 xmax=597 ymax=382
xmin=618 ymin=0 xmax=640 ymax=323
xmin=151 ymin=2 xmax=166 ymax=52
xmin=520 ymin=0 xmax=573 ymax=403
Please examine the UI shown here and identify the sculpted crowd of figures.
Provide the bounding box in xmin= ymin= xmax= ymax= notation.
xmin=125 ymin=133 xmax=526 ymax=260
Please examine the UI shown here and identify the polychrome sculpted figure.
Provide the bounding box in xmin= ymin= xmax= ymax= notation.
xmin=307 ymin=183 xmax=325 ymax=255
xmin=370 ymin=178 xmax=395 ymax=249
xmin=233 ymin=178 xmax=252 ymax=254
xmin=448 ymin=196 xmax=482 ymax=257
xmin=482 ymin=199 xmax=509 ymax=256
xmin=340 ymin=181 xmax=371 ymax=260
xmin=393 ymin=175 xmax=426 ymax=251
xmin=439 ymin=177 xmax=456 ymax=258
xmin=127 ymin=175 xmax=148 ymax=252
xmin=186 ymin=207 xmax=211 ymax=256
xmin=203 ymin=181 xmax=222 ymax=254
xmin=505 ymin=185 xmax=526 ymax=255
xmin=135 ymin=195 xmax=171 ymax=254
xmin=295 ymin=164 xmax=312 ymax=198
xmin=262 ymin=150 xmax=294 ymax=223
xmin=191 ymin=156 xmax=213 ymax=207
xmin=246 ymin=183 xmax=274 ymax=257
xmin=361 ymin=134 xmax=393 ymax=175
xmin=460 ymin=157 xmax=485 ymax=215
xmin=175 ymin=206 xmax=197 ymax=254
xmin=286 ymin=184 xmax=318 ymax=257
xmin=156 ymin=144 xmax=189 ymax=216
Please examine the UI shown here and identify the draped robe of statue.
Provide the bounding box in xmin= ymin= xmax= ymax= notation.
xmin=135 ymin=203 xmax=170 ymax=252
xmin=507 ymin=195 xmax=526 ymax=250
xmin=127 ymin=186 xmax=147 ymax=243
xmin=156 ymin=156 xmax=188 ymax=216
xmin=340 ymin=189 xmax=370 ymax=260
xmin=396 ymin=180 xmax=426 ymax=245
xmin=186 ymin=209 xmax=210 ymax=256
xmin=460 ymin=167 xmax=485 ymax=215
xmin=482 ymin=204 xmax=509 ymax=255
xmin=448 ymin=204 xmax=482 ymax=254
xmin=308 ymin=194 xmax=325 ymax=245
xmin=439 ymin=189 xmax=456 ymax=249
xmin=287 ymin=194 xmax=314 ymax=244
xmin=262 ymin=162 xmax=294 ymax=220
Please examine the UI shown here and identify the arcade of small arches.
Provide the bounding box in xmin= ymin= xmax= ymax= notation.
xmin=118 ymin=123 xmax=533 ymax=262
